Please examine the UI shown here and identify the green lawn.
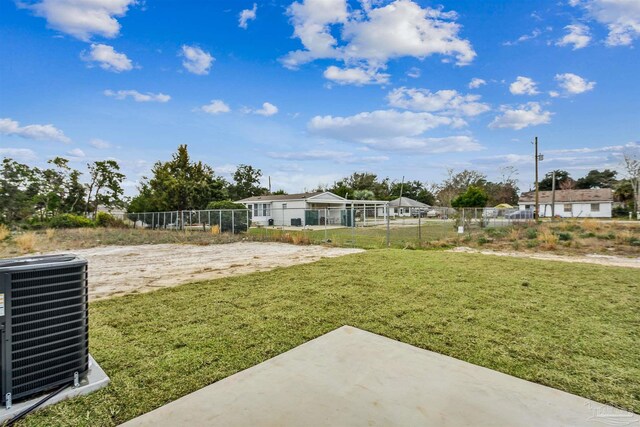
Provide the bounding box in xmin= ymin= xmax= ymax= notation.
xmin=20 ymin=250 xmax=640 ymax=426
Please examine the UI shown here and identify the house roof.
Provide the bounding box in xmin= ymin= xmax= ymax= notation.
xmin=238 ymin=191 xmax=326 ymax=202
xmin=389 ymin=197 xmax=430 ymax=208
xmin=518 ymin=188 xmax=613 ymax=204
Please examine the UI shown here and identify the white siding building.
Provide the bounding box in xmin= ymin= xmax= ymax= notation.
xmin=518 ymin=189 xmax=613 ymax=218
xmin=238 ymin=192 xmax=388 ymax=227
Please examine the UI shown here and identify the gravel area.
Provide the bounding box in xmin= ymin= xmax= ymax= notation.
xmin=448 ymin=246 xmax=640 ymax=269
xmin=51 ymin=242 xmax=363 ymax=300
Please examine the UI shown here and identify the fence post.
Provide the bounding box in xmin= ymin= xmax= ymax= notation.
xmin=418 ymin=210 xmax=422 ymax=244
xmin=246 ymin=210 xmax=249 ymax=233
xmin=181 ymin=210 xmax=184 ymax=231
xmin=219 ymin=210 xmax=222 ymax=232
xmin=386 ymin=204 xmax=390 ymax=248
xmin=232 ymin=210 xmax=235 ymax=234
xmin=324 ymin=208 xmax=328 ymax=241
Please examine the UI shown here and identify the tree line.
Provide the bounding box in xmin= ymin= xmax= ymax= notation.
xmin=2 ymin=144 xmax=639 ymax=224
xmin=1 ymin=156 xmax=124 ymax=224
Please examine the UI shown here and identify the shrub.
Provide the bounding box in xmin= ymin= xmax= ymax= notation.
xmin=206 ymin=200 xmax=246 ymax=210
xmin=0 ymin=224 xmax=9 ymax=241
xmin=48 ymin=214 xmax=94 ymax=229
xmin=95 ymin=212 xmax=127 ymax=228
xmin=556 ymin=232 xmax=573 ymax=241
xmin=525 ymin=228 xmax=538 ymax=239
xmin=477 ymin=236 xmax=491 ymax=245
xmin=612 ymin=206 xmax=629 ymax=218
xmin=15 ymin=232 xmax=37 ymax=253
xmin=210 ymin=225 xmax=220 ymax=235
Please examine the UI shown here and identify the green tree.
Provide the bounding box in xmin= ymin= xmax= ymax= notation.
xmin=135 ymin=145 xmax=228 ymax=211
xmin=390 ymin=180 xmax=436 ymax=205
xmin=436 ymin=169 xmax=487 ymax=207
xmin=539 ymin=170 xmax=572 ymax=191
xmin=575 ymin=169 xmax=618 ymax=189
xmin=85 ymin=160 xmax=126 ymax=215
xmin=451 ymin=186 xmax=489 ymax=208
xmin=229 ymin=164 xmax=266 ymax=200
xmin=0 ymin=158 xmax=39 ymax=223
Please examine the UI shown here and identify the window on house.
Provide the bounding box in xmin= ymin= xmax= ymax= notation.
xmin=253 ymin=204 xmax=259 ymax=216
xmin=282 ymin=203 xmax=287 ymax=209
xmin=591 ymin=203 xmax=600 ymax=212
xmin=262 ymin=204 xmax=270 ymax=216
xmin=564 ymin=204 xmax=572 ymax=213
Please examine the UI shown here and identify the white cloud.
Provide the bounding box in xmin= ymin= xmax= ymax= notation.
xmin=239 ymin=3 xmax=258 ymax=29
xmin=509 ymin=76 xmax=539 ymax=95
xmin=67 ymin=148 xmax=85 ymax=158
xmin=0 ymin=117 xmax=71 ymax=143
xmin=570 ymin=0 xmax=640 ymax=46
xmin=267 ymin=150 xmax=388 ymax=163
xmin=556 ymin=24 xmax=591 ymax=49
xmin=323 ymin=65 xmax=390 ymax=85
xmin=104 ymin=90 xmax=170 ymax=102
xmin=406 ymin=67 xmax=421 ymax=78
xmin=180 ymin=45 xmax=214 ymax=75
xmin=468 ymin=78 xmax=486 ymax=89
xmin=89 ymin=138 xmax=111 ymax=149
xmin=503 ymin=28 xmax=542 ymax=46
xmin=549 ymin=90 xmax=560 ymax=98
xmin=200 ymin=100 xmax=231 ymax=115
xmin=489 ymin=102 xmax=552 ymax=130
xmin=547 ymin=141 xmax=639 ymax=154
xmin=82 ymin=44 xmax=133 ymax=72
xmin=283 ymin=0 xmax=475 ymax=81
xmin=0 ymin=148 xmax=37 ymax=161
xmin=554 ymin=72 xmax=596 ymax=95
xmin=254 ymin=102 xmax=279 ymax=116
xmin=20 ymin=0 xmax=136 ymax=41
xmin=307 ymin=109 xmax=482 ymax=153
xmin=387 ymin=87 xmax=490 ymax=117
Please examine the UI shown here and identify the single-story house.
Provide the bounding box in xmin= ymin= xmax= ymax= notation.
xmin=237 ymin=192 xmax=388 ymax=227
xmin=518 ymin=188 xmax=613 ymax=218
xmin=389 ymin=197 xmax=430 ymax=217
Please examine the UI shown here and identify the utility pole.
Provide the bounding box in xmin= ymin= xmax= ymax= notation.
xmin=551 ymin=170 xmax=556 ymax=220
xmin=533 ymin=136 xmax=543 ymax=221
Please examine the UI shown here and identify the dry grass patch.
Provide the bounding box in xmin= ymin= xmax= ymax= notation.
xmin=15 ymin=232 xmax=37 ymax=253
xmin=581 ymin=218 xmax=600 ymax=233
xmin=0 ymin=224 xmax=10 ymax=241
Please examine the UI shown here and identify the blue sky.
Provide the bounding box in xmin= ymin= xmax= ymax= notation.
xmin=1 ymin=0 xmax=639 ymax=194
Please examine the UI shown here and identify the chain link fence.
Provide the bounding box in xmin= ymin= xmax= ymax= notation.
xmin=117 ymin=206 xmax=528 ymax=249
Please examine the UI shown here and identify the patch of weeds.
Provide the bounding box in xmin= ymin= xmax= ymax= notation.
xmin=525 ymin=228 xmax=538 ymax=239
xmin=557 ymin=232 xmax=573 ymax=241
xmin=477 ymin=236 xmax=492 ymax=245
xmin=485 ymin=228 xmax=507 ymax=238
xmin=579 ymin=232 xmax=596 ymax=238
xmin=526 ymin=240 xmax=539 ymax=248
xmin=596 ymin=233 xmax=616 ymax=240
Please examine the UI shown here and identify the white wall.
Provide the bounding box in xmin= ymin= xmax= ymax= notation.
xmin=519 ymin=202 xmax=612 ymax=218
xmin=271 ymin=200 xmax=307 ymax=226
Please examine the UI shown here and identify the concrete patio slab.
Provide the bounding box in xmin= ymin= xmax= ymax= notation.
xmin=121 ymin=326 xmax=639 ymax=427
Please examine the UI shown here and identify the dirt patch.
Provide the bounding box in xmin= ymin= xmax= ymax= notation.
xmin=48 ymin=242 xmax=363 ymax=300
xmin=447 ymin=246 xmax=640 ymax=269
